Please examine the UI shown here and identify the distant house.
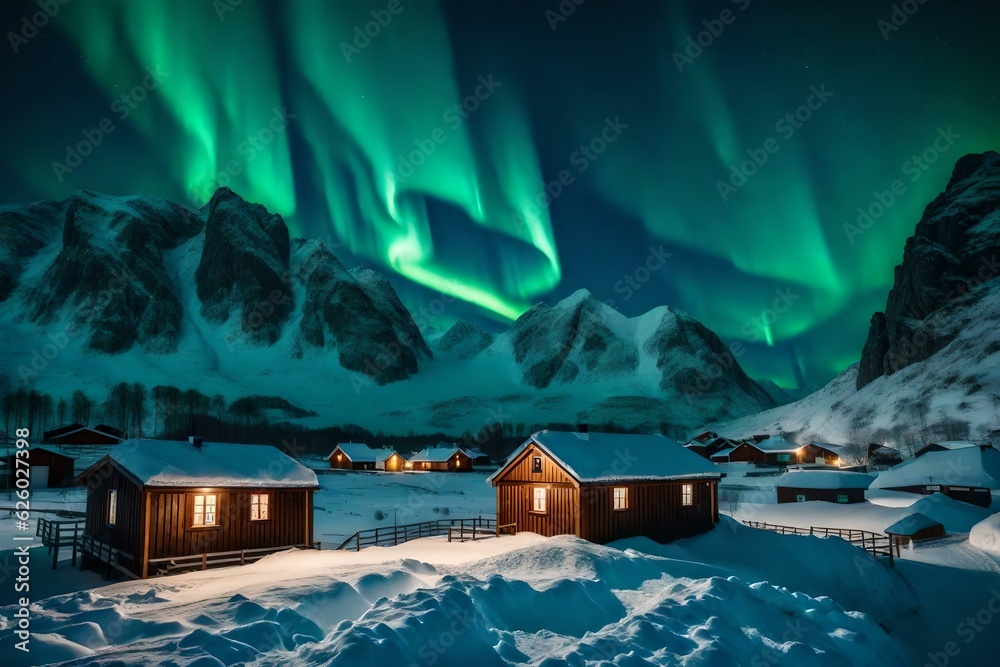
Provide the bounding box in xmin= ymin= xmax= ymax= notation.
xmin=871 ymin=446 xmax=1000 ymax=507
xmin=709 ymin=446 xmax=738 ymax=463
xmin=685 ymin=432 xmax=741 ymax=461
xmin=462 ymin=447 xmax=492 ymax=466
xmin=489 ymin=430 xmax=721 ymax=544
xmin=328 ymin=443 xmax=378 ymax=471
xmin=375 ymin=448 xmax=406 ymax=472
xmin=775 ymin=470 xmax=874 ymax=504
xmin=408 ymin=445 xmax=473 ymax=471
xmin=868 ymin=443 xmax=903 ymax=466
xmin=43 ymin=423 xmax=124 ymax=447
xmin=75 ymin=437 xmax=318 ymax=579
xmin=913 ymin=441 xmax=982 ymax=458
xmin=2 ymin=446 xmax=74 ymax=488
xmin=727 ymin=436 xmax=840 ymax=466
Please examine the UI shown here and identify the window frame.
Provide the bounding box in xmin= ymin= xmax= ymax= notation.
xmin=776 ymin=453 xmax=791 ymax=463
xmin=250 ymin=492 xmax=270 ymax=522
xmin=530 ymin=486 xmax=548 ymax=514
xmin=681 ymin=483 xmax=694 ymax=506
xmin=531 ymin=456 xmax=543 ymax=474
xmin=191 ymin=493 xmax=219 ymax=529
xmin=108 ymin=489 xmax=118 ymax=525
xmin=613 ymin=486 xmax=629 ymax=511
xmin=837 ymin=494 xmax=849 ymax=504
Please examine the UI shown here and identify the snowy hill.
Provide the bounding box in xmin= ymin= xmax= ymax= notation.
xmin=713 ymin=152 xmax=1000 ymax=447
xmin=0 ymin=189 xmax=773 ymax=435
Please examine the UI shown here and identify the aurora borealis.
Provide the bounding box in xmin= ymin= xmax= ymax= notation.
xmin=2 ymin=0 xmax=998 ymax=388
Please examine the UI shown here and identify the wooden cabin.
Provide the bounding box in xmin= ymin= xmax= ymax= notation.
xmin=43 ymin=423 xmax=125 ymax=447
xmin=408 ymin=445 xmax=473 ymax=471
xmin=885 ymin=512 xmax=945 ymax=553
xmin=74 ymin=437 xmax=318 ymax=579
xmin=2 ymin=446 xmax=74 ymax=488
xmin=684 ymin=433 xmax=741 ymax=461
xmin=871 ymin=446 xmax=999 ymax=507
xmin=868 ymin=443 xmax=903 ymax=466
xmin=727 ymin=437 xmax=840 ymax=466
xmin=328 ymin=443 xmax=378 ymax=470
xmin=775 ymin=470 xmax=874 ymax=504
xmin=375 ymin=448 xmax=406 ymax=472
xmin=489 ymin=430 xmax=721 ymax=544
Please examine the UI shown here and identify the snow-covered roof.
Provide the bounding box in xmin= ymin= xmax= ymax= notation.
xmin=710 ymin=447 xmax=737 ymax=458
xmin=374 ymin=448 xmax=403 ymax=463
xmin=808 ymin=442 xmax=848 ymax=454
xmin=872 ymin=447 xmax=1000 ymax=490
xmin=86 ymin=439 xmax=318 ymax=488
xmin=490 ymin=430 xmax=722 ymax=485
xmin=884 ymin=512 xmax=943 ymax=536
xmin=44 ymin=424 xmax=125 ymax=442
xmin=744 ymin=436 xmax=803 ymax=453
xmin=330 ymin=443 xmax=378 ymax=463
xmin=409 ymin=446 xmax=468 ymax=463
xmin=776 ymin=470 xmax=875 ymax=490
xmin=462 ymin=447 xmax=489 ymax=459
xmin=928 ymin=440 xmax=979 ymax=450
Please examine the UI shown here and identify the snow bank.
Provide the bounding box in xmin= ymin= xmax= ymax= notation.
xmin=969 ymin=513 xmax=1000 ymax=555
xmin=908 ymin=493 xmax=993 ymax=533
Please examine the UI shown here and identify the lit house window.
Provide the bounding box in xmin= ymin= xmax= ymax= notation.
xmin=681 ymin=484 xmax=694 ymax=506
xmin=532 ymin=487 xmax=547 ymax=513
xmin=108 ymin=489 xmax=118 ymax=525
xmin=613 ymin=487 xmax=628 ymax=510
xmin=193 ymin=494 xmax=218 ymax=527
xmin=251 ymin=493 xmax=269 ymax=521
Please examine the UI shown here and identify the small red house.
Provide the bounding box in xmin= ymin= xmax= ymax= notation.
xmin=728 ymin=436 xmax=840 ymax=466
xmin=2 ymin=446 xmax=75 ymax=488
xmin=408 ymin=445 xmax=472 ymax=471
xmin=329 ymin=443 xmax=378 ymax=470
xmin=489 ymin=430 xmax=721 ymax=544
xmin=775 ymin=470 xmax=874 ymax=504
xmin=43 ymin=423 xmax=124 ymax=447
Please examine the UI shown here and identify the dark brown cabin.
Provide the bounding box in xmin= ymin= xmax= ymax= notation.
xmin=407 ymin=446 xmax=473 ymax=471
xmin=328 ymin=443 xmax=378 ymax=470
xmin=75 ymin=437 xmax=318 ymax=579
xmin=490 ymin=430 xmax=721 ymax=544
xmin=3 ymin=446 xmax=74 ymax=488
xmin=775 ymin=470 xmax=873 ymax=504
xmin=43 ymin=424 xmax=125 ymax=447
xmin=728 ymin=437 xmax=840 ymax=466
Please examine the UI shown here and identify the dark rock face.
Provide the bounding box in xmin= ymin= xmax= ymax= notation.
xmin=22 ymin=191 xmax=202 ymax=354
xmin=857 ymin=151 xmax=1000 ymax=388
xmin=196 ymin=187 xmax=293 ymax=346
xmin=0 ymin=201 xmax=64 ymax=302
xmin=436 ymin=321 xmax=494 ymax=359
xmin=292 ymin=241 xmax=429 ymax=384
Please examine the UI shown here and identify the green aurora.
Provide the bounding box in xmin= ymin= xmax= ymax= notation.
xmin=2 ymin=0 xmax=998 ymax=388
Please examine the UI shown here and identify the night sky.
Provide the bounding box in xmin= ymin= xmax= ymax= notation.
xmin=2 ymin=0 xmax=998 ymax=389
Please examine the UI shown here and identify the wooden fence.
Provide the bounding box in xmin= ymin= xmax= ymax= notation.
xmin=147 ymin=543 xmax=315 ymax=576
xmin=337 ymin=516 xmax=504 ymax=551
xmin=742 ymin=520 xmax=894 ymax=564
xmin=36 ymin=518 xmax=85 ymax=570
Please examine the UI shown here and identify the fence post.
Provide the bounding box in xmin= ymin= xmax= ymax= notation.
xmin=240 ymin=549 xmax=245 ymax=566
xmin=71 ymin=524 xmax=78 ymax=566
xmin=202 ymin=552 xmax=207 ymax=570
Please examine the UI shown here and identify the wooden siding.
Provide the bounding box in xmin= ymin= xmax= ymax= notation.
xmin=578 ymin=480 xmax=716 ymax=544
xmin=496 ymin=484 xmax=578 ymax=537
xmin=411 ymin=451 xmax=473 ymax=471
xmin=382 ymin=453 xmax=404 ymax=472
xmin=81 ymin=463 xmax=144 ymax=573
xmin=144 ymin=488 xmax=312 ymax=562
xmin=5 ymin=450 xmax=74 ymax=487
xmin=492 ymin=445 xmax=577 ymax=486
xmin=776 ymin=487 xmax=866 ymax=504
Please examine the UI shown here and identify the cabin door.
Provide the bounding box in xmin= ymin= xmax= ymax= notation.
xmin=33 ymin=466 xmax=50 ymax=488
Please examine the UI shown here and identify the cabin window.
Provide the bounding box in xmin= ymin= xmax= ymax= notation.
xmin=108 ymin=489 xmax=118 ymax=525
xmin=192 ymin=494 xmax=218 ymax=527
xmin=796 ymin=494 xmax=806 ymax=502
xmin=613 ymin=487 xmax=628 ymax=510
xmin=681 ymin=484 xmax=694 ymax=506
xmin=776 ymin=454 xmax=791 ymax=463
xmin=532 ymin=487 xmax=547 ymax=513
xmin=837 ymin=494 xmax=849 ymax=504
xmin=251 ymin=493 xmax=269 ymax=521
xmin=532 ymin=456 xmax=542 ymax=474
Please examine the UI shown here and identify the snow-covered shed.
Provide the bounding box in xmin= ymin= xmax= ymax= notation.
xmin=871 ymin=446 xmax=1000 ymax=507
xmin=885 ymin=512 xmax=946 ymax=550
xmin=329 ymin=443 xmax=379 ymax=471
xmin=75 ymin=437 xmax=318 ymax=579
xmin=489 ymin=430 xmax=722 ymax=544
xmin=407 ymin=444 xmax=472 ymax=471
xmin=775 ymin=470 xmax=875 ymax=504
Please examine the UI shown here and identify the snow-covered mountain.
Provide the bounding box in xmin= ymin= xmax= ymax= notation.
xmin=0 ymin=188 xmax=773 ymax=435
xmin=714 ymin=152 xmax=1000 ymax=447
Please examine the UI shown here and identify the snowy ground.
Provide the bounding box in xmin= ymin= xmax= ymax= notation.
xmin=2 ymin=468 xmax=1000 ymax=665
